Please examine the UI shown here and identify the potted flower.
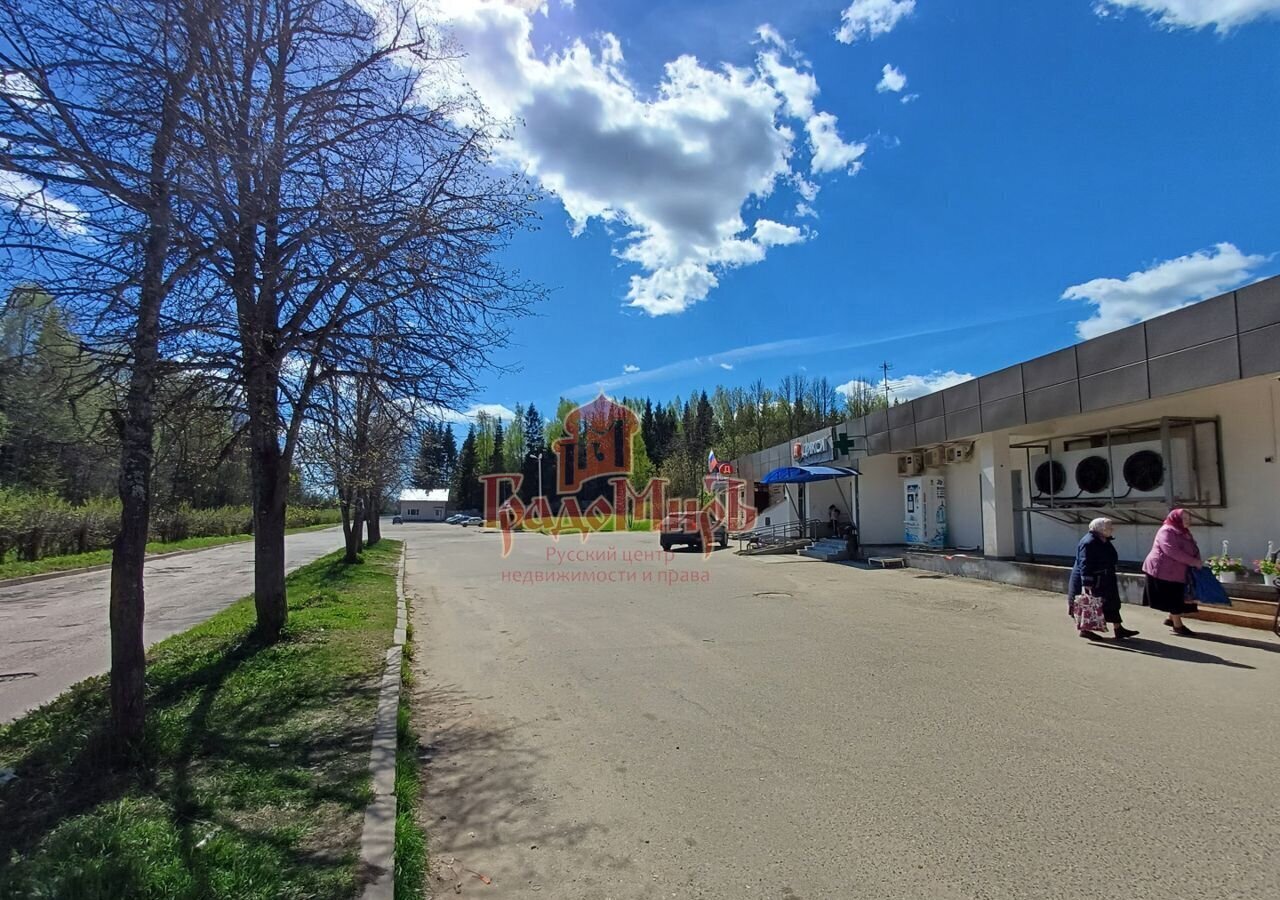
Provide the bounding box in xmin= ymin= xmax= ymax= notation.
xmin=1205 ymin=554 xmax=1246 ymax=583
xmin=1255 ymin=557 xmax=1279 ymax=588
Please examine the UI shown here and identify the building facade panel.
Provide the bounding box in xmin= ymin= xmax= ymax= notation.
xmin=889 ymin=424 xmax=918 ymax=452
xmin=1079 ymin=361 xmax=1149 ymax=411
xmin=1240 ymin=322 xmax=1280 ymax=379
xmin=1148 ymin=337 xmax=1241 ymax=398
xmin=1144 ymin=292 xmax=1237 ymax=357
xmin=981 ymin=394 xmax=1027 ymax=431
xmin=943 ymin=379 xmax=980 ymax=412
xmin=978 ymin=365 xmax=1023 ymax=402
xmin=1076 ymin=322 xmax=1146 ymax=376
xmin=945 ymin=406 xmax=983 ymax=441
xmin=1237 ymin=277 xmax=1280 ymax=331
xmin=1021 ymin=347 xmax=1078 ymax=391
xmin=915 ymin=416 xmax=946 ymax=446
xmin=912 ymin=392 xmax=944 ymax=421
xmin=1024 ymin=381 xmax=1080 ymax=421
xmin=888 ymin=402 xmax=914 ymax=429
xmin=867 ymin=431 xmax=891 ymax=455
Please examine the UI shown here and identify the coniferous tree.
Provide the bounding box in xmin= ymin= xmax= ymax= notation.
xmin=452 ymin=425 xmax=480 ymax=511
xmin=490 ymin=419 xmax=505 ymax=474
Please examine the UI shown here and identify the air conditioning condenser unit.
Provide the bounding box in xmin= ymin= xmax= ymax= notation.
xmin=897 ymin=452 xmax=924 ymax=477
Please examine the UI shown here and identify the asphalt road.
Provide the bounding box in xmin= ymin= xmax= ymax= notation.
xmin=0 ymin=527 xmax=344 ymax=722
xmin=400 ymin=524 xmax=1280 ymax=900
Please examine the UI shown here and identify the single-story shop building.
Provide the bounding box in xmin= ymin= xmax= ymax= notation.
xmin=731 ymin=274 xmax=1280 ymax=573
xmin=396 ymin=489 xmax=451 ymax=522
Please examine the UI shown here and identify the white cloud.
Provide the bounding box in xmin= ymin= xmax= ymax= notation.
xmin=429 ymin=3 xmax=865 ymax=315
xmin=876 ymin=63 xmax=907 ymax=93
xmin=836 ymin=0 xmax=916 ymax=43
xmin=720 ymin=362 xmax=734 ymax=370
xmin=1063 ymin=242 xmax=1268 ymax=339
xmin=759 ymin=51 xmax=817 ymax=119
xmin=427 ymin=402 xmax=520 ymax=425
xmin=0 ymin=72 xmax=43 ymax=107
xmin=0 ymin=170 xmax=87 ymax=235
xmin=755 ymin=23 xmax=789 ymax=50
xmin=795 ymin=202 xmax=817 ymax=218
xmin=1094 ymin=0 xmax=1280 ymax=31
xmin=753 ymin=218 xmax=807 ymax=247
xmin=836 ymin=370 xmax=974 ymax=401
xmin=623 ymin=363 xmax=640 ymax=373
xmin=806 ymin=112 xmax=867 ymax=174
xmin=900 ymin=92 xmax=919 ymax=104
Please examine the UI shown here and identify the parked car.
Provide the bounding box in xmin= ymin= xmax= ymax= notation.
xmin=461 ymin=516 xmax=484 ymax=527
xmin=446 ymin=514 xmax=467 ymax=524
xmin=659 ymin=512 xmax=727 ymax=551
xmin=392 ymin=515 xmax=404 ymax=524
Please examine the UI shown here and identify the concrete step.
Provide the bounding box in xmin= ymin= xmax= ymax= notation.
xmin=739 ymin=539 xmax=812 ymax=556
xmin=799 ymin=548 xmax=850 ymax=562
xmin=1189 ymin=605 xmax=1277 ymax=632
xmin=1221 ymin=596 xmax=1279 ymax=617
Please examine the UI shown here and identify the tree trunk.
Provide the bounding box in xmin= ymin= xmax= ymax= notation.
xmin=341 ymin=493 xmax=361 ymax=563
xmin=247 ymin=359 xmax=288 ymax=639
xmin=109 ymin=336 xmax=157 ymax=752
xmin=107 ymin=1 xmax=203 ymax=747
xmin=365 ymin=490 xmax=381 ymax=545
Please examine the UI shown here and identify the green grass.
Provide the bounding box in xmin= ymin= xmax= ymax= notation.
xmin=0 ymin=523 xmax=340 ymax=582
xmin=393 ymin=622 xmax=426 ymax=900
xmin=0 ymin=541 xmax=402 ymax=900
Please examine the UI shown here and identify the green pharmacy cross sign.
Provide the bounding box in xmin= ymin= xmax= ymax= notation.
xmin=834 ymin=432 xmax=860 ymax=456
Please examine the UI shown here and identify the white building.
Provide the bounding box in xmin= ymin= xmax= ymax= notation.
xmin=397 ymin=488 xmax=451 ymax=522
xmin=733 ymin=275 xmax=1280 ymax=570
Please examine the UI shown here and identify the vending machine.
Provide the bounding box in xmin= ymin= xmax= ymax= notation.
xmin=904 ymin=476 xmax=948 ymax=548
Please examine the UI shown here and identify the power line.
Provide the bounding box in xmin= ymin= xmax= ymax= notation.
xmin=880 ymin=361 xmax=893 ymax=406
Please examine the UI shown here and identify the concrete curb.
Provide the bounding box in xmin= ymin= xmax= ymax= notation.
xmin=0 ymin=527 xmax=342 ymax=589
xmin=359 ymin=546 xmax=409 ymax=900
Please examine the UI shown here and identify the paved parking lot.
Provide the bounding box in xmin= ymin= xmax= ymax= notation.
xmin=399 ymin=524 xmax=1280 ymax=900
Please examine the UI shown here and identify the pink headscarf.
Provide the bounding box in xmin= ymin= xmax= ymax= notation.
xmin=1163 ymin=508 xmax=1190 ymax=532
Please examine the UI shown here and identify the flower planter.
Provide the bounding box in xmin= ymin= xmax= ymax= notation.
xmin=1217 ymin=571 xmax=1238 ymax=584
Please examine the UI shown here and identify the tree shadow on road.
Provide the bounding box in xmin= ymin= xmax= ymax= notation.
xmin=1088 ymin=636 xmax=1255 ymax=669
xmin=413 ymin=682 xmax=615 ymax=892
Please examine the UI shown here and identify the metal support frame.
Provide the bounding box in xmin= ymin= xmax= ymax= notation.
xmin=1011 ymin=416 xmax=1226 ymax=561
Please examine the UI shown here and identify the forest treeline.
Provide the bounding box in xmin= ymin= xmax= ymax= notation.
xmin=411 ymin=375 xmax=890 ymax=510
xmin=0 ymin=286 xmax=333 ymax=562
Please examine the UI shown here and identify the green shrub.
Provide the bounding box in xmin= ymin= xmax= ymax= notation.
xmin=0 ymin=489 xmax=340 ymax=564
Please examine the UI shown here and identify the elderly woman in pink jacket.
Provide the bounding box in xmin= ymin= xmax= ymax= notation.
xmin=1143 ymin=509 xmax=1202 ymax=636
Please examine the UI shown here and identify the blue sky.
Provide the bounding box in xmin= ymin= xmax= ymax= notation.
xmin=429 ymin=0 xmax=1279 ymax=425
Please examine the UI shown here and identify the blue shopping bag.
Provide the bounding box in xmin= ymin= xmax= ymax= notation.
xmin=1187 ymin=567 xmax=1231 ymax=605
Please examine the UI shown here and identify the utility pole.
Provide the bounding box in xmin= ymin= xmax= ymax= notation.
xmin=880 ymin=361 xmax=893 ymax=406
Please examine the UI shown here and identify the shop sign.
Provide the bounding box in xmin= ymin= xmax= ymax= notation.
xmin=794 ymin=431 xmax=835 ymax=465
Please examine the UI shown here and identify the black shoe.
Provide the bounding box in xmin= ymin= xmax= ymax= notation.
xmin=1114 ymin=626 xmax=1139 ymax=640
xmin=1172 ymin=625 xmax=1197 ymax=637
xmin=1163 ymin=617 xmax=1173 ymax=627
xmin=1078 ymin=630 xmax=1100 ymax=640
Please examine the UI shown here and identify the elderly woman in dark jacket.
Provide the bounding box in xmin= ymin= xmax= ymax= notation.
xmin=1068 ymin=517 xmax=1138 ymax=641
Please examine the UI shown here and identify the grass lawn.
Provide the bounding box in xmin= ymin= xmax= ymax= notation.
xmin=0 ymin=541 xmax=401 ymax=900
xmin=394 ymin=619 xmax=427 ymax=900
xmin=0 ymin=523 xmax=340 ymax=582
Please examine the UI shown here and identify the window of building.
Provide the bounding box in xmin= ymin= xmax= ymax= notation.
xmin=407 ymin=508 xmax=419 ymax=516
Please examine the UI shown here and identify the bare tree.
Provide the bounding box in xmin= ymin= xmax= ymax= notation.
xmin=179 ymin=0 xmax=538 ymax=638
xmin=0 ymin=0 xmax=208 ymax=748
